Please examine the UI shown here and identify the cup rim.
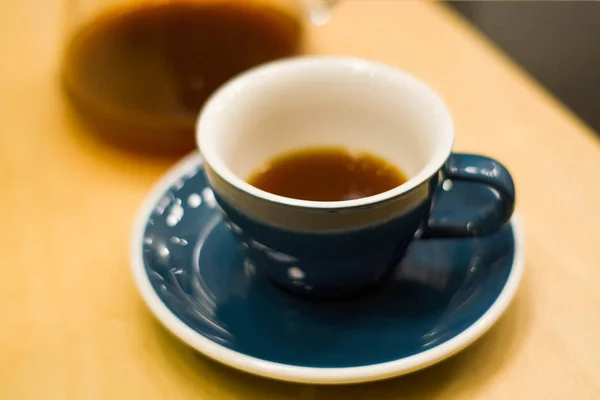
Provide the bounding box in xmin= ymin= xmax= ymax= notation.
xmin=196 ymin=56 xmax=454 ymax=209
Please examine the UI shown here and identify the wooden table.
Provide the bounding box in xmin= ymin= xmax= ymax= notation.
xmin=2 ymin=1 xmax=600 ymax=398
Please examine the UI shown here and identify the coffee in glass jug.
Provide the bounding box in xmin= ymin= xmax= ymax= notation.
xmin=62 ymin=0 xmax=330 ymax=154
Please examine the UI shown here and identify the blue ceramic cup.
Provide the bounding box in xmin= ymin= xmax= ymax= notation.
xmin=197 ymin=57 xmax=515 ymax=299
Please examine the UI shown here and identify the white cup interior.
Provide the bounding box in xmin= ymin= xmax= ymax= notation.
xmin=197 ymin=57 xmax=453 ymax=206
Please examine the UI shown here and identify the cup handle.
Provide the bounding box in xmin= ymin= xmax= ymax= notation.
xmin=421 ymin=153 xmax=516 ymax=238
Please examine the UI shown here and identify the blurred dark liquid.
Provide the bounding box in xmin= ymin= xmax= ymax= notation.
xmin=62 ymin=1 xmax=303 ymax=154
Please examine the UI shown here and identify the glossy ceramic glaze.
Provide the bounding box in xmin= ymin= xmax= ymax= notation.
xmin=196 ymin=57 xmax=515 ymax=297
xmin=130 ymin=154 xmax=524 ymax=384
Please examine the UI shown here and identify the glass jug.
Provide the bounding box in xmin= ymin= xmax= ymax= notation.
xmin=61 ymin=0 xmax=338 ymax=154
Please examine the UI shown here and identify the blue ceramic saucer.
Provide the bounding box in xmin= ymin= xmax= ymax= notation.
xmin=131 ymin=153 xmax=524 ymax=384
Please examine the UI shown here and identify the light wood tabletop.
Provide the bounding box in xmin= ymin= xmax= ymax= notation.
xmin=2 ymin=1 xmax=600 ymax=398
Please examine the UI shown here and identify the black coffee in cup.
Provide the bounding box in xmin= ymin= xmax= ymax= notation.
xmin=247 ymin=146 xmax=408 ymax=201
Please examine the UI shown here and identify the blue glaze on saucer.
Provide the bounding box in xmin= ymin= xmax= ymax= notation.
xmin=141 ymin=162 xmax=515 ymax=368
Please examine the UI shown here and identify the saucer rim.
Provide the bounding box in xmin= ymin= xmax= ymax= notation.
xmin=130 ymin=152 xmax=525 ymax=385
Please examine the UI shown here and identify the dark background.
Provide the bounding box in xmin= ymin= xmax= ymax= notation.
xmin=448 ymin=1 xmax=600 ymax=134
